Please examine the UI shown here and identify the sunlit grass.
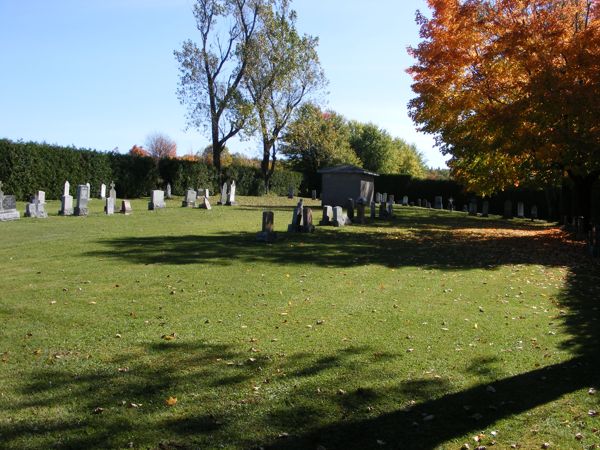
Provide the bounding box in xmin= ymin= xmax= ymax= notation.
xmin=1 ymin=196 xmax=598 ymax=449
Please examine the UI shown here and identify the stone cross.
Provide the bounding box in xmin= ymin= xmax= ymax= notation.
xmin=109 ymin=181 xmax=116 ymax=200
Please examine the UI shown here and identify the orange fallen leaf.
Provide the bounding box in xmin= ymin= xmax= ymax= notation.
xmin=165 ymin=396 xmax=177 ymax=406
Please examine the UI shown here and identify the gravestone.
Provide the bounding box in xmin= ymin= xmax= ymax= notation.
xmin=382 ymin=193 xmax=388 ymax=203
xmin=120 ymin=200 xmax=132 ymax=215
xmin=105 ymin=196 xmax=115 ymax=215
xmin=417 ymin=199 xmax=422 ymax=207
xmin=226 ymin=181 xmax=237 ymax=205
xmin=25 ymin=191 xmax=48 ymax=218
xmin=482 ymin=200 xmax=489 ymax=217
xmin=448 ymin=197 xmax=454 ymax=211
xmin=257 ymin=211 xmax=277 ymax=242
xmin=182 ymin=189 xmax=197 ymax=207
xmin=375 ymin=192 xmax=381 ymax=204
xmin=517 ymin=201 xmax=525 ymax=218
xmin=199 ymin=196 xmax=212 ymax=210
xmin=196 ymin=188 xmax=204 ymax=198
xmin=319 ymin=205 xmax=333 ymax=225
xmin=74 ymin=184 xmax=90 ymax=216
xmin=386 ymin=200 xmax=394 ymax=217
xmin=311 ymin=190 xmax=317 ymax=200
xmin=287 ymin=199 xmax=304 ymax=232
xmin=388 ymin=194 xmax=395 ymax=204
xmin=355 ymin=199 xmax=366 ymax=224
xmin=468 ymin=199 xmax=478 ymax=216
xmin=503 ymin=200 xmax=513 ymax=219
xmin=99 ymin=183 xmax=106 ymax=199
xmin=166 ymin=183 xmax=172 ymax=199
xmin=60 ymin=181 xmax=73 ymax=216
xmin=531 ymin=205 xmax=538 ymax=220
xmin=346 ymin=198 xmax=355 ymax=221
xmin=434 ymin=196 xmax=443 ymax=209
xmin=332 ymin=206 xmax=349 ymax=227
xmin=0 ymin=181 xmax=20 ymax=221
xmin=370 ymin=201 xmax=376 ymax=219
xmin=287 ymin=186 xmax=294 ymax=199
xmin=109 ymin=181 xmax=117 ymax=201
xmin=86 ymin=183 xmax=91 ymax=198
xmin=402 ymin=195 xmax=409 ymax=206
xmin=218 ymin=182 xmax=228 ymax=205
xmin=302 ymin=207 xmax=315 ymax=232
xmin=379 ymin=202 xmax=387 ymax=219
xmin=148 ymin=190 xmax=166 ymax=210
xmin=204 ymin=188 xmax=210 ymax=198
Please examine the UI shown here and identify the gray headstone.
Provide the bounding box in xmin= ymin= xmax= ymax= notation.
xmin=218 ymin=182 xmax=228 ymax=205
xmin=370 ymin=201 xmax=376 ymax=219
xmin=468 ymin=199 xmax=477 ymax=216
xmin=402 ymin=195 xmax=409 ymax=206
xmin=319 ymin=205 xmax=333 ymax=225
xmin=482 ymin=200 xmax=489 ymax=217
xmin=149 ymin=190 xmax=166 ymax=210
xmin=99 ymin=183 xmax=106 ymax=199
xmin=105 ymin=197 xmax=115 ymax=215
xmin=109 ymin=181 xmax=117 ymax=201
xmin=60 ymin=194 xmax=73 ymax=216
xmin=434 ymin=196 xmax=443 ymax=209
xmin=311 ymin=190 xmax=317 ymax=201
xmin=517 ymin=201 xmax=525 ymax=218
xmin=346 ymin=198 xmax=355 ymax=221
xmin=226 ymin=181 xmax=236 ymax=205
xmin=379 ymin=202 xmax=387 ymax=219
xmin=448 ymin=198 xmax=454 ymax=211
xmin=0 ymin=183 xmax=20 ymax=221
xmin=356 ymin=202 xmax=366 ymax=224
xmin=120 ymin=200 xmax=132 ymax=215
xmin=182 ymin=189 xmax=197 ymax=207
xmin=302 ymin=206 xmax=315 ymax=232
xmin=382 ymin=193 xmax=388 ymax=203
xmin=503 ymin=200 xmax=513 ymax=219
xmin=332 ymin=206 xmax=346 ymax=227
xmin=388 ymin=194 xmax=395 ymax=204
xmin=375 ymin=193 xmax=381 ymax=204
xmin=36 ymin=191 xmax=46 ymax=204
xmin=74 ymin=184 xmax=89 ymax=216
xmin=166 ymin=183 xmax=172 ymax=199
xmin=287 ymin=186 xmax=294 ymax=199
xmin=386 ymin=200 xmax=394 ymax=217
xmin=257 ymin=211 xmax=276 ymax=242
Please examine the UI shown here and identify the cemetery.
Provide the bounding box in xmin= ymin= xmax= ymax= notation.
xmin=1 ymin=187 xmax=599 ymax=450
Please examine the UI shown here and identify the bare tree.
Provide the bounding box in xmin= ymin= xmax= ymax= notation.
xmin=145 ymin=133 xmax=177 ymax=160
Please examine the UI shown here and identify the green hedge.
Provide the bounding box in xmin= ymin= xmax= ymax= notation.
xmin=0 ymin=139 xmax=302 ymax=200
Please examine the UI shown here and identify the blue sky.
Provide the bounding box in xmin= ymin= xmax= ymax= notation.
xmin=0 ymin=0 xmax=448 ymax=168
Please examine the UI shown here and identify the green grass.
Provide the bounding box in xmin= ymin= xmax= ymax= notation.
xmin=1 ymin=196 xmax=599 ymax=450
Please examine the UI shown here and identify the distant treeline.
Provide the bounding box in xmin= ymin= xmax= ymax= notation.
xmin=0 ymin=139 xmax=302 ymax=200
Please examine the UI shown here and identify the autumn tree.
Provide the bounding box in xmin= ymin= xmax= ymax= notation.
xmin=244 ymin=0 xmax=326 ymax=192
xmin=175 ymin=0 xmax=262 ymax=176
xmin=145 ymin=133 xmax=177 ymax=160
xmin=408 ymin=0 xmax=600 ymax=222
xmin=129 ymin=145 xmax=149 ymax=157
xmin=280 ymin=103 xmax=360 ymax=183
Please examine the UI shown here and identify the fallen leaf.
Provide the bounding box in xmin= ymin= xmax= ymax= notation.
xmin=165 ymin=396 xmax=177 ymax=406
xmin=93 ymin=407 xmax=104 ymax=414
xmin=161 ymin=333 xmax=176 ymax=341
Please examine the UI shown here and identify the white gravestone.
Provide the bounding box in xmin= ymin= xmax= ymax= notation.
xmin=319 ymin=205 xmax=333 ymax=225
xmin=226 ymin=181 xmax=236 ymax=205
xmin=60 ymin=181 xmax=73 ymax=216
xmin=74 ymin=184 xmax=89 ymax=216
xmin=149 ymin=190 xmax=166 ymax=210
xmin=99 ymin=183 xmax=106 ymax=199
xmin=218 ymin=182 xmax=228 ymax=205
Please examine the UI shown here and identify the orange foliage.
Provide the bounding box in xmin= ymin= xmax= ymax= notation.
xmin=129 ymin=145 xmax=150 ymax=157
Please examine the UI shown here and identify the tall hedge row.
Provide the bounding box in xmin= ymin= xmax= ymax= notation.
xmin=0 ymin=139 xmax=302 ymax=200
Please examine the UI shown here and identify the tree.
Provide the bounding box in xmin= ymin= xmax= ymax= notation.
xmin=145 ymin=133 xmax=177 ymax=160
xmin=392 ymin=138 xmax=427 ymax=178
xmin=201 ymin=144 xmax=233 ymax=167
xmin=129 ymin=145 xmax=149 ymax=157
xmin=244 ymin=0 xmax=326 ymax=192
xmin=408 ymin=0 xmax=600 ymax=222
xmin=175 ymin=0 xmax=262 ymax=175
xmin=281 ymin=103 xmax=360 ymax=182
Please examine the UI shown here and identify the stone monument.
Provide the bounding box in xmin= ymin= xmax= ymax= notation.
xmin=149 ymin=190 xmax=166 ymax=210
xmin=257 ymin=211 xmax=277 ymax=242
xmin=218 ymin=182 xmax=228 ymax=205
xmin=120 ymin=200 xmax=132 ymax=215
xmin=302 ymin=206 xmax=315 ymax=232
xmin=182 ymin=189 xmax=197 ymax=208
xmin=434 ymin=196 xmax=443 ymax=209
xmin=74 ymin=184 xmax=90 ymax=216
xmin=60 ymin=181 xmax=74 ymax=216
xmin=0 ymin=181 xmax=20 ymax=221
xmin=319 ymin=205 xmax=333 ymax=225
xmin=166 ymin=183 xmax=172 ymax=199
xmin=226 ymin=181 xmax=237 ymax=206
xmin=25 ymin=191 xmax=48 ymax=218
xmin=99 ymin=183 xmax=106 ymax=199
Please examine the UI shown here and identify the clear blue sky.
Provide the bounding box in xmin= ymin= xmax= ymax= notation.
xmin=0 ymin=0 xmax=448 ymax=168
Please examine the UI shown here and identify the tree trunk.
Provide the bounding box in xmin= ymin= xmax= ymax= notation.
xmin=211 ymin=120 xmax=221 ymax=181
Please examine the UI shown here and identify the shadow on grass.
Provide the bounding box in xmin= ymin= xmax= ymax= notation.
xmin=4 ymin=210 xmax=599 ymax=449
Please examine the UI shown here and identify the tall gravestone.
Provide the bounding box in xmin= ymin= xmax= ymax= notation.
xmin=375 ymin=193 xmax=381 ymax=204
xmin=355 ymin=200 xmax=366 ymax=224
xmin=105 ymin=181 xmax=116 ymax=215
xmin=287 ymin=186 xmax=294 ymax=199
xmin=517 ymin=201 xmax=525 ymax=218
xmin=382 ymin=193 xmax=388 ymax=203
xmin=386 ymin=199 xmax=394 ymax=217
xmin=402 ymin=195 xmax=409 ymax=206
xmin=226 ymin=181 xmax=237 ymax=206
xmin=434 ymin=196 xmax=443 ymax=209
xmin=0 ymin=181 xmax=20 ymax=221
xmin=448 ymin=197 xmax=454 ymax=211
xmin=218 ymin=182 xmax=228 ymax=205
xmin=482 ymin=200 xmax=490 ymax=217
xmin=370 ymin=201 xmax=376 ymax=219
xmin=204 ymin=188 xmax=210 ymax=199
xmin=166 ymin=183 xmax=172 ymax=199
xmin=287 ymin=199 xmax=304 ymax=232
xmin=379 ymin=202 xmax=387 ymax=219
xmin=149 ymin=190 xmax=166 ymax=210
xmin=388 ymin=194 xmax=395 ymax=205
xmin=346 ymin=198 xmax=355 ymax=221
xmin=311 ymin=190 xmax=317 ymax=201
xmin=86 ymin=183 xmax=91 ymax=198
xmin=182 ymin=189 xmax=197 ymax=208
xmin=74 ymin=184 xmax=89 ymax=216
xmin=319 ymin=205 xmax=333 ymax=225
xmin=60 ymin=181 xmax=74 ymax=216
xmin=468 ymin=199 xmax=478 ymax=216
xmin=503 ymin=200 xmax=513 ymax=219
xmin=257 ymin=210 xmax=277 ymax=242
xmin=99 ymin=183 xmax=106 ymax=199
xmin=302 ymin=207 xmax=315 ymax=232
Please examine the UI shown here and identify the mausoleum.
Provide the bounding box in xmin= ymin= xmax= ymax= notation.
xmin=318 ymin=165 xmax=378 ymax=207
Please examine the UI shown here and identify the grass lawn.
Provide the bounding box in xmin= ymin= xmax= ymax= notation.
xmin=1 ymin=195 xmax=599 ymax=449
